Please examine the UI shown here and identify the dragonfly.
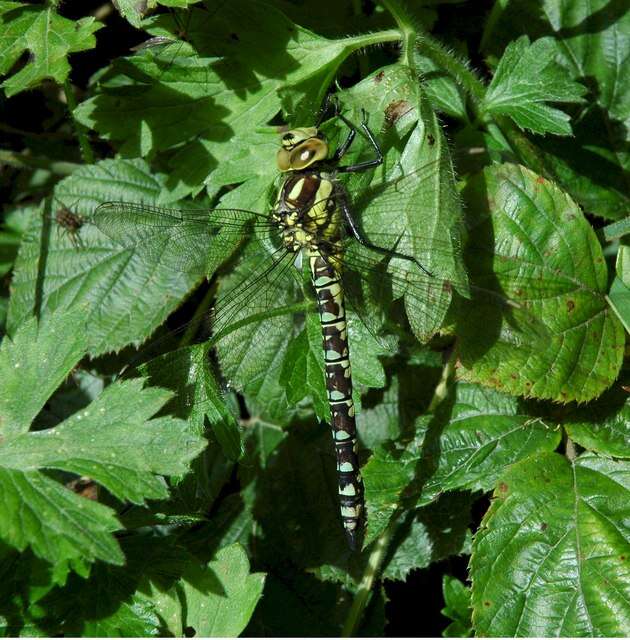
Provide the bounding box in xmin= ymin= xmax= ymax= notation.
xmin=92 ymin=103 xmax=550 ymax=549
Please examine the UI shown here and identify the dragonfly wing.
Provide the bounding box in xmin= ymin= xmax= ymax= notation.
xmin=92 ymin=203 xmax=275 ymax=274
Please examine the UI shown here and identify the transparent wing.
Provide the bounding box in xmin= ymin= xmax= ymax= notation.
xmin=91 ymin=202 xmax=277 ymax=274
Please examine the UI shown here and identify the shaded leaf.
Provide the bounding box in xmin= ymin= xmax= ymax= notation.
xmin=7 ymin=160 xmax=205 ymax=356
xmin=363 ymin=382 xmax=560 ymax=544
xmin=564 ymin=385 xmax=630 ymax=458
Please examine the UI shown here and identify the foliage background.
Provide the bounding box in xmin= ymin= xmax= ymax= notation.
xmin=0 ymin=0 xmax=628 ymax=637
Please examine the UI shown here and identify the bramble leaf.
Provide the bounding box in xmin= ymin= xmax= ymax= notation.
xmin=363 ymin=382 xmax=560 ymax=543
xmin=470 ymin=452 xmax=630 ymax=636
xmin=564 ymin=385 xmax=630 ymax=458
xmin=459 ymin=163 xmax=624 ymax=402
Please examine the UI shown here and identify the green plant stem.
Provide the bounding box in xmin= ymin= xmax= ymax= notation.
xmin=381 ymin=0 xmax=417 ymax=70
xmin=344 ymin=29 xmax=401 ymax=53
xmin=63 ymin=80 xmax=95 ymax=164
xmin=0 ymin=150 xmax=79 ymax=175
xmin=342 ymin=522 xmax=396 ymax=637
xmin=415 ymin=31 xmax=486 ymax=109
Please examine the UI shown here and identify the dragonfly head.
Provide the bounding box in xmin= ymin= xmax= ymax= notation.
xmin=277 ymin=127 xmax=328 ymax=172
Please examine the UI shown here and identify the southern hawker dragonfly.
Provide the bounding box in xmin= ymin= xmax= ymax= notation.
xmin=92 ymin=102 xmax=551 ymax=549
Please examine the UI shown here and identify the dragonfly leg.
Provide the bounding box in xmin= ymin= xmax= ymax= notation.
xmin=338 ymin=189 xmax=434 ymax=277
xmin=336 ymin=111 xmax=383 ymax=174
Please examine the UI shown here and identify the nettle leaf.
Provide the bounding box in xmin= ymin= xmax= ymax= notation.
xmin=0 ymin=2 xmax=101 ymax=97
xmin=344 ymin=64 xmax=467 ymax=341
xmin=458 ymin=163 xmax=624 ymax=402
xmin=0 ymin=306 xmax=89 ymax=436
xmin=363 ymin=382 xmax=560 ymax=544
xmin=483 ymin=36 xmax=586 ymax=135
xmin=75 ymin=1 xmax=374 ymax=202
xmin=215 ymin=245 xmax=303 ymax=427
xmin=413 ymin=51 xmax=468 ymax=120
xmin=7 ymin=159 xmax=207 ymax=356
xmin=470 ymin=452 xmax=630 ymax=637
xmin=564 ymin=385 xmax=630 ymax=458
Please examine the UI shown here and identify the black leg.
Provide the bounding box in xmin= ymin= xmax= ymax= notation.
xmin=336 ymin=110 xmax=383 ymax=174
xmin=337 ymin=188 xmax=433 ymax=277
xmin=331 ymin=124 xmax=356 ymax=162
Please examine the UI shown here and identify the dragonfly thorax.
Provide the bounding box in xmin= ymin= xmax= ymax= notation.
xmin=273 ymin=172 xmax=342 ymax=254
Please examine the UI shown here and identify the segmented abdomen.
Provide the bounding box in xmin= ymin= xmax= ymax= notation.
xmin=309 ymin=253 xmax=364 ymax=549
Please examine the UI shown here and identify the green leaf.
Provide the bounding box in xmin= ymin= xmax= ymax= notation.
xmin=0 ymin=2 xmax=101 ymax=97
xmin=413 ymin=51 xmax=468 ymax=120
xmin=244 ymin=573 xmax=348 ymax=636
xmin=0 ymin=306 xmax=89 ymax=436
xmin=480 ymin=1 xmax=630 ymax=219
xmin=154 ymin=544 xmax=265 ymax=637
xmin=564 ymin=385 xmax=630 ymax=459
xmin=215 ymin=245 xmax=303 ymax=427
xmin=33 ymin=535 xmax=192 ymax=635
xmin=344 ymin=64 xmax=467 ymax=341
xmin=607 ymin=276 xmax=630 ymax=333
xmin=0 ymin=205 xmax=33 ymax=278
xmin=280 ymin=312 xmax=329 ymax=421
xmin=7 ymin=160 xmax=205 ymax=356
xmin=0 ymin=468 xmax=123 ymax=569
xmin=0 ymin=377 xmax=205 ymax=568
xmin=0 ymin=307 xmax=206 ymax=567
xmin=141 ymin=343 xmax=243 ymax=461
xmin=382 ymin=492 xmax=473 ymax=581
xmin=470 ymin=452 xmax=630 ymax=636
xmin=363 ymin=382 xmax=560 ymax=543
xmin=441 ymin=575 xmax=472 ymax=638
xmin=604 ymin=217 xmax=630 ymax=242
xmin=75 ymin=1 xmax=374 ymax=201
xmin=0 ymin=378 xmax=207 ymax=503
xmin=459 ymin=163 xmax=624 ymax=402
xmin=483 ymin=36 xmax=586 ymax=135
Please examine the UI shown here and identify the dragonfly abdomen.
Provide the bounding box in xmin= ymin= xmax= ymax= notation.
xmin=309 ymin=253 xmax=364 ymax=549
